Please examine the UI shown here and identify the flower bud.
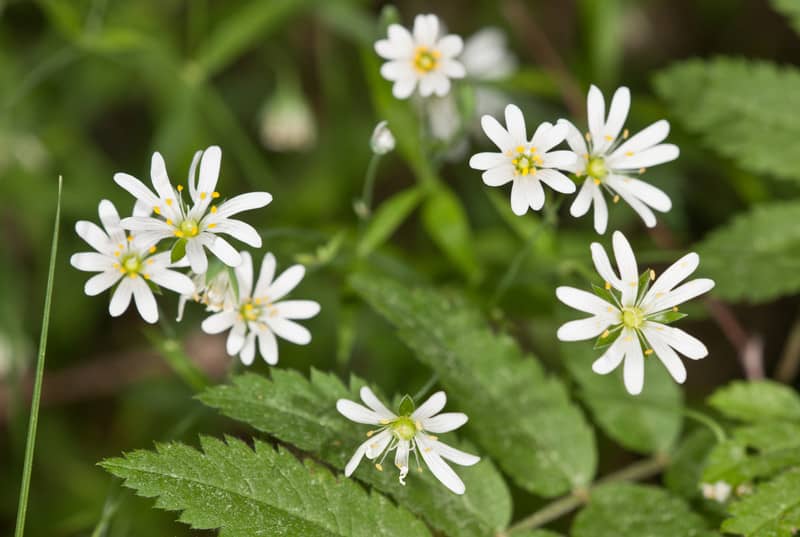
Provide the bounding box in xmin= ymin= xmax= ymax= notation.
xmin=370 ymin=120 xmax=395 ymax=155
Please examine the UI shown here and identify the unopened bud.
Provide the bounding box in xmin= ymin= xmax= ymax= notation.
xmin=370 ymin=120 xmax=395 ymax=155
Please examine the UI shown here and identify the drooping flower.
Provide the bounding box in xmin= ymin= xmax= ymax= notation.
xmin=176 ymin=265 xmax=237 ymax=322
xmin=337 ymin=387 xmax=479 ymax=494
xmin=375 ymin=14 xmax=466 ymax=99
xmin=258 ymin=85 xmax=317 ymax=152
xmin=460 ymin=27 xmax=517 ymax=81
xmin=370 ymin=120 xmax=396 ymax=155
xmin=114 ymin=146 xmax=272 ymax=274
xmin=469 ymin=104 xmax=577 ymax=215
xmin=559 ymin=85 xmax=679 ymax=233
xmin=556 ymin=231 xmax=715 ymax=395
xmin=200 ymin=251 xmax=319 ymax=365
xmin=71 ymin=200 xmax=195 ymax=323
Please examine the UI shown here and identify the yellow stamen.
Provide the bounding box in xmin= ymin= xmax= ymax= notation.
xmin=166 ymin=219 xmax=173 ymax=226
xmin=174 ymin=230 xmax=184 ymax=238
xmin=177 ymin=185 xmax=184 ymax=192
xmin=593 ymin=178 xmax=601 ymax=185
xmin=375 ymin=463 xmax=383 ymax=471
xmin=625 ymin=151 xmax=634 ymax=157
xmin=127 ymin=236 xmax=133 ymax=242
xmin=208 ymin=223 xmax=217 ymax=229
xmin=585 ymin=132 xmax=591 ymax=141
xmin=515 ymin=145 xmax=524 ymax=153
xmin=210 ymin=206 xmax=218 ymax=213
xmin=644 ymin=348 xmax=654 ymax=356
xmin=623 ymin=128 xmax=629 ymax=139
xmin=650 ymin=269 xmax=656 ymax=281
xmin=149 ymin=246 xmax=156 ymax=253
xmin=672 ymin=306 xmax=679 ymax=312
xmin=605 ymin=281 xmax=611 ymax=290
xmin=153 ymin=206 xmax=161 ymax=215
xmin=613 ymin=195 xmax=620 ymax=203
xmin=604 ymin=134 xmax=613 ymax=141
xmin=166 ymin=198 xmax=173 ymax=206
xmin=212 ymin=191 xmax=220 ymax=199
xmin=200 ymin=192 xmax=207 ymax=200
xmin=601 ymin=330 xmax=610 ymax=338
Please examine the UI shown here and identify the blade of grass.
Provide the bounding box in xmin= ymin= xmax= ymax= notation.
xmin=14 ymin=176 xmax=62 ymax=537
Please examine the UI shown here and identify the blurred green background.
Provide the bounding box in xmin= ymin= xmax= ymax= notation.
xmin=2 ymin=0 xmax=800 ymax=535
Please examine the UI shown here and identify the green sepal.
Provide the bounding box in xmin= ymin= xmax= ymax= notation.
xmin=591 ymin=283 xmax=621 ymax=309
xmin=146 ymin=278 xmax=163 ymax=295
xmin=647 ymin=310 xmax=688 ymax=324
xmin=398 ymin=394 xmax=415 ymax=416
xmin=593 ymin=326 xmax=622 ymax=351
xmin=635 ymin=269 xmax=654 ymax=304
xmin=171 ymin=239 xmax=187 ymax=264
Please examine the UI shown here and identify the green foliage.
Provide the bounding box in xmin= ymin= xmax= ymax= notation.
xmin=722 ymin=469 xmax=800 ymax=537
xmin=350 ymin=273 xmax=596 ymax=497
xmin=708 ymin=380 xmax=800 ymax=422
xmin=664 ymin=428 xmax=717 ymax=499
xmin=655 ymin=57 xmax=800 ymax=184
xmin=199 ymin=371 xmax=512 ymax=537
xmin=420 ymin=187 xmax=482 ymax=282
xmin=563 ymin=344 xmax=683 ymax=454
xmin=771 ymin=0 xmax=800 ymax=35
xmin=571 ymin=483 xmax=717 ymax=537
xmin=358 ymin=187 xmax=422 ymax=257
xmin=101 ymin=436 xmax=432 ymax=537
xmin=694 ymin=201 xmax=800 ymax=302
xmin=509 ymin=531 xmax=565 ymax=537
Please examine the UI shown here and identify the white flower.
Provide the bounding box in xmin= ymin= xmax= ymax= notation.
xmin=259 ymin=88 xmax=317 ymax=152
xmin=702 ymin=481 xmax=732 ymax=503
xmin=556 ymin=231 xmax=715 ymax=395
xmin=460 ymin=27 xmax=517 ymax=81
xmin=176 ymin=268 xmax=237 ymax=322
xmin=200 ymin=251 xmax=319 ymax=365
xmin=370 ymin=120 xmax=396 ymax=155
xmin=114 ymin=146 xmax=272 ymax=274
xmin=336 ymin=388 xmax=479 ymax=494
xmin=469 ymin=104 xmax=577 ymax=215
xmin=70 ymin=200 xmax=195 ymax=324
xmin=559 ymin=85 xmax=679 ymax=233
xmin=375 ymin=14 xmax=466 ymax=99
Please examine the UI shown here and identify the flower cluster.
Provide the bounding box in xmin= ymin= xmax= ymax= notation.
xmin=71 ymin=146 xmax=319 ymax=366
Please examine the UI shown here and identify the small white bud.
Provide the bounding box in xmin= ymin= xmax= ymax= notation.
xmin=370 ymin=120 xmax=395 ymax=155
xmin=701 ymin=481 xmax=732 ymax=503
xmin=259 ymin=88 xmax=316 ymax=152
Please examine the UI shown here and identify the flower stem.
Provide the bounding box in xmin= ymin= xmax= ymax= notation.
xmin=683 ymin=408 xmax=727 ymax=443
xmin=413 ymin=373 xmax=440 ymax=402
xmin=356 ymin=154 xmax=382 ymax=220
xmin=502 ymin=454 xmax=670 ymax=535
xmin=14 ymin=176 xmax=62 ymax=537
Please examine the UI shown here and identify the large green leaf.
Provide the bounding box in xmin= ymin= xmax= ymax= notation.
xmin=664 ymin=428 xmax=717 ymax=499
xmin=571 ymin=483 xmax=717 ymax=537
xmin=722 ymin=469 xmax=800 ymax=537
xmin=358 ymin=187 xmax=423 ymax=257
xmin=708 ymin=380 xmax=800 ymax=423
xmin=771 ymin=0 xmax=800 ymax=35
xmin=695 ymin=201 xmax=800 ymax=302
xmin=655 ymin=58 xmax=800 ymax=184
xmin=101 ymin=436 xmax=431 ymax=537
xmin=199 ymin=371 xmax=512 ymax=537
xmin=351 ymin=273 xmax=596 ymax=497
xmin=563 ymin=343 xmax=683 ymax=454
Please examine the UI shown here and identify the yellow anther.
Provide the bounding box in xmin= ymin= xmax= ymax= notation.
xmin=585 ymin=132 xmax=591 ymax=141
xmin=128 ymin=273 xmax=137 ymax=279
xmin=200 ymin=192 xmax=207 ymax=200
xmin=644 ymin=348 xmax=654 ymax=356
xmin=601 ymin=330 xmax=610 ymax=338
xmin=127 ymin=236 xmax=133 ymax=242
xmin=211 ymin=206 xmax=218 ymax=213
xmin=212 ymin=191 xmax=220 ymax=198
xmin=379 ymin=419 xmax=391 ymax=425
xmin=254 ymin=298 xmax=263 ymax=305
xmin=605 ymin=281 xmax=611 ymax=290
xmin=604 ymin=134 xmax=613 ymax=141
xmin=147 ymin=259 xmax=154 ymax=265
xmin=613 ymin=195 xmax=620 ymax=203
xmin=177 ymin=185 xmax=184 ymax=192
xmin=424 ymin=448 xmax=432 ymax=453
xmin=375 ymin=463 xmax=383 ymax=471
xmin=366 ymin=431 xmax=374 ymax=437
xmin=623 ymin=129 xmax=629 ymax=139
xmin=593 ymin=178 xmax=601 ymax=185
xmin=149 ymin=246 xmax=156 ymax=253
xmin=416 ymin=421 xmax=423 ymax=430
xmin=650 ymin=269 xmax=656 ymax=281
xmin=521 ymin=167 xmax=529 ymax=176
xmin=153 ymin=206 xmax=161 ymax=215
xmin=208 ymin=223 xmax=217 ymax=229
xmin=113 ymin=263 xmax=120 ymax=269
xmin=672 ymin=306 xmax=679 ymax=312
xmin=512 ymin=159 xmax=518 ymax=165
xmin=639 ymin=168 xmax=647 ymax=174
xmin=144 ymin=273 xmax=150 ymax=280
xmin=244 ymin=303 xmax=254 ymax=310
xmin=625 ymin=151 xmax=634 ymax=157
xmin=166 ymin=198 xmax=173 ymax=206
xmin=166 ymin=219 xmax=173 ymax=226
xmin=118 ymin=243 xmax=124 ymax=249
xmin=174 ymin=230 xmax=184 ymax=238
xmin=114 ymin=251 xmax=120 ymax=257
xmin=515 ymin=145 xmax=525 ymax=153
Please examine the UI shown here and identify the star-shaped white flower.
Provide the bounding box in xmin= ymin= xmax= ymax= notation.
xmin=559 ymin=85 xmax=679 ymax=233
xmin=71 ymin=200 xmax=195 ymax=323
xmin=556 ymin=231 xmax=715 ymax=395
xmin=200 ymin=251 xmax=319 ymax=365
xmin=337 ymin=388 xmax=479 ymax=494
xmin=114 ymin=146 xmax=272 ymax=274
xmin=375 ymin=14 xmax=466 ymax=99
xmin=469 ymin=104 xmax=577 ymax=215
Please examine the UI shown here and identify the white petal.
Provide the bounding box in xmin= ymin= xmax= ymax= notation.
xmin=85 ymin=270 xmax=121 ymax=296
xmin=381 ymin=60 xmax=415 ymax=81
xmin=427 ymin=437 xmax=480 ymax=466
xmin=366 ymin=429 xmax=393 ymax=459
xmin=642 ymin=327 xmax=687 ymax=383
xmin=536 ymin=168 xmax=576 ymax=194
xmin=267 ymin=265 xmax=305 ymax=301
xmin=586 ymin=85 xmax=606 ymax=148
xmin=437 ymin=34 xmax=463 ymax=57
xmin=609 ymin=178 xmax=658 ymax=228
xmin=109 ymin=277 xmax=134 ymax=317
xmin=239 ymin=331 xmax=257 ymax=365
xmin=469 ymin=152 xmax=507 ymax=170
xmin=213 ymin=192 xmax=273 ymax=220
xmin=556 ymin=286 xmax=617 ymax=316
xmin=206 ymin=236 xmax=242 ymax=267
xmin=201 ymin=311 xmax=237 ymax=334
xmin=608 ymin=144 xmax=679 ymax=170
xmin=395 ymin=440 xmax=410 ymax=484
xmin=642 ymin=252 xmax=699 ymax=307
xmin=266 ymin=317 xmax=311 ymax=344
xmin=557 ymin=316 xmax=614 ymax=341
xmin=113 ymin=172 xmax=160 ymax=208
xmin=422 ymin=412 xmax=467 ymax=433
xmin=416 ymin=434 xmax=466 ymax=494
xmin=75 ymin=221 xmax=112 ymax=255
xmin=71 ymin=252 xmax=113 ymax=272
xmin=235 ymin=250 xmax=254 ymax=299
xmin=525 ymin=176 xmax=546 ymax=211
xmin=541 ymin=150 xmax=577 ymax=171
xmin=336 ymin=399 xmax=382 ymax=425
xmin=274 ymin=300 xmax=320 ymax=319
xmin=480 ymin=114 xmax=513 ymax=152
xmin=482 ymin=165 xmax=515 ymax=187
xmin=149 ymin=152 xmax=175 ymax=201
xmin=344 ymin=439 xmax=369 ymax=476
xmin=197 ymin=146 xmax=221 ymax=202
xmin=611 ymin=120 xmax=670 ymax=157
xmin=440 ymin=59 xmax=465 ymax=79
xmin=149 ymin=268 xmax=196 ymax=295
xmin=120 ymin=216 xmax=172 ymax=233
xmin=186 ymin=239 xmax=208 ymax=274
xmin=648 ymin=278 xmax=715 ymax=312
xmin=226 ymin=321 xmax=246 ymax=355
xmin=592 ymin=186 xmax=608 ymax=234
xmin=187 ymin=150 xmax=202 ymax=198
xmin=570 ymin=179 xmax=594 ymax=218
xmin=359 ymin=386 xmax=396 ymax=420
xmin=254 ymin=252 xmax=277 ymax=298
xmin=612 ymin=230 xmax=639 ymax=306
xmin=623 ymin=333 xmax=645 ymax=395
xmin=558 ymin=118 xmax=589 ymax=155
xmin=612 ymin=178 xmax=672 ymax=212
xmin=510 ymin=179 xmax=529 ymax=215
xmin=98 ymin=199 xmax=126 ymax=245
xmin=651 ymin=323 xmax=708 ymax=360
xmin=392 ymin=77 xmax=417 ymax=99
xmin=413 ymin=14 xmax=439 ymax=46
xmin=411 ymin=391 xmax=446 ymax=420
xmin=132 ymin=277 xmax=158 ymax=324
xmin=504 ymin=104 xmax=527 ymax=145
xmin=592 ymin=334 xmax=626 ymax=374
xmin=256 ymin=327 xmax=279 ymax=365
xmin=212 ymin=219 xmax=262 ymax=248
xmin=375 ymin=24 xmax=414 ymax=59
xmin=590 ymin=242 xmax=622 ymax=288
xmin=595 ymin=86 xmax=630 ymax=153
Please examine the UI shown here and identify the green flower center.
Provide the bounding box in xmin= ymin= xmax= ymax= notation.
xmin=121 ymin=253 xmax=141 ymax=275
xmin=239 ymin=301 xmax=262 ymax=322
xmin=391 ymin=416 xmax=418 ymax=441
xmin=587 ymin=156 xmax=608 ymax=181
xmin=622 ymin=307 xmax=645 ymax=329
xmin=413 ymin=46 xmax=440 ymax=73
xmin=511 ymin=146 xmax=542 ymax=176
xmin=179 ymin=219 xmax=200 ymax=238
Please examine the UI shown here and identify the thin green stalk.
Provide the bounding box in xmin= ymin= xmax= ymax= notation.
xmin=14 ymin=176 xmax=62 ymax=537
xmin=413 ymin=373 xmax=440 ymax=402
xmin=356 ymin=154 xmax=382 ymax=220
xmin=684 ymin=408 xmax=727 ymax=443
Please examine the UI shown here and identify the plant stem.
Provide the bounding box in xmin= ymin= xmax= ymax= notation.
xmin=356 ymin=154 xmax=382 ymax=220
xmin=776 ymin=311 xmax=800 ymax=383
xmin=502 ymin=454 xmax=669 ymax=535
xmin=413 ymin=373 xmax=440 ymax=402
xmin=683 ymin=408 xmax=727 ymax=443
xmin=14 ymin=176 xmax=62 ymax=537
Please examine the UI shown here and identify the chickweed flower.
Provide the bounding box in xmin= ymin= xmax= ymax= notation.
xmin=71 ymin=200 xmax=195 ymax=324
xmin=560 ymin=85 xmax=679 ymax=233
xmin=114 ymin=146 xmax=272 ymax=274
xmin=375 ymin=14 xmax=466 ymax=99
xmin=460 ymin=27 xmax=517 ymax=81
xmin=556 ymin=231 xmax=714 ymax=395
xmin=200 ymin=252 xmax=319 ymax=365
xmin=370 ymin=120 xmax=396 ymax=155
xmin=337 ymin=388 xmax=479 ymax=494
xmin=470 ymin=104 xmax=577 ymax=215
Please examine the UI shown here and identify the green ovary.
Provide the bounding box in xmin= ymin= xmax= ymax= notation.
xmin=391 ymin=416 xmax=418 ymax=441
xmin=179 ymin=219 xmax=200 ymax=237
xmin=587 ymin=156 xmax=608 ymax=180
xmin=621 ymin=307 xmax=644 ymax=329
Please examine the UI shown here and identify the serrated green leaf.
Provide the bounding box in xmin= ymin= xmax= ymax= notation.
xmin=198 ymin=371 xmax=511 ymax=537
xmin=357 ymin=187 xmax=422 ymax=257
xmin=655 ymin=58 xmax=800 ymax=184
xmin=709 ymin=380 xmax=800 ymax=422
xmin=101 ymin=436 xmax=431 ymax=537
xmin=703 ymin=422 xmax=800 ymax=486
xmin=664 ymin=428 xmax=717 ymax=499
xmin=421 ymin=187 xmax=482 ymax=282
xmin=350 ymin=273 xmax=596 ymax=497
xmin=170 ymin=239 xmax=187 ymax=264
xmin=771 ymin=0 xmax=800 ymax=35
xmin=694 ymin=201 xmax=800 ymax=302
xmin=722 ymin=469 xmax=800 ymax=536
xmin=563 ymin=344 xmax=683 ymax=454
xmin=572 ymin=483 xmax=717 ymax=537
